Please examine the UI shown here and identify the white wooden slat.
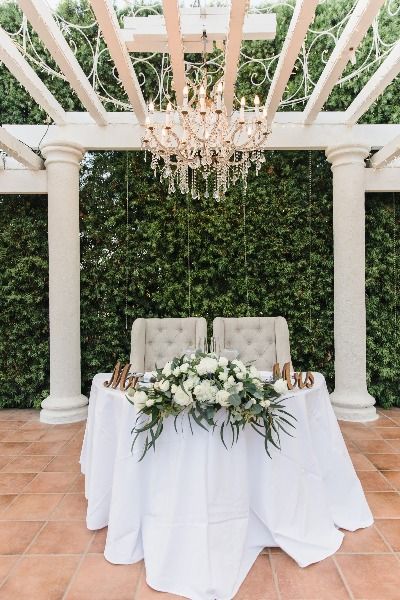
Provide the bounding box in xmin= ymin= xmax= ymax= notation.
xmin=224 ymin=0 xmax=247 ymax=115
xmin=89 ymin=0 xmax=147 ymax=123
xmin=162 ymin=0 xmax=185 ymax=106
xmin=265 ymin=0 xmax=319 ymax=126
xmin=0 ymin=126 xmax=43 ymax=170
xmin=0 ymin=26 xmax=67 ymax=124
xmin=370 ymin=133 xmax=400 ymax=168
xmin=345 ymin=41 xmax=400 ymax=125
xmin=18 ymin=0 xmax=108 ymax=125
xmin=0 ymin=170 xmax=47 ymax=194
xmin=303 ymin=0 xmax=385 ymax=125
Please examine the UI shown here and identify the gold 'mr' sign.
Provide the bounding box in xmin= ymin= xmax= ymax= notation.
xmin=273 ymin=362 xmax=314 ymax=390
xmin=104 ymin=361 xmax=139 ymax=391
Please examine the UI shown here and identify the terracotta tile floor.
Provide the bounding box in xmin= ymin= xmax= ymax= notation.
xmin=0 ymin=408 xmax=400 ymax=599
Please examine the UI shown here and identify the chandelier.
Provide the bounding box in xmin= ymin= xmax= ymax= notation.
xmin=142 ymin=33 xmax=272 ymax=201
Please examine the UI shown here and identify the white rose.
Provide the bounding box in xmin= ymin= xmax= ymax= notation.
xmin=227 ymin=375 xmax=236 ymax=386
xmin=174 ymin=386 xmax=193 ymax=406
xmin=232 ymin=359 xmax=246 ymax=372
xmin=260 ymin=399 xmax=271 ymax=408
xmin=162 ymin=362 xmax=172 ymax=377
xmin=216 ymin=389 xmax=230 ymax=407
xmin=171 ymin=384 xmax=178 ymax=394
xmin=159 ymin=379 xmax=170 ymax=392
xmin=236 ymin=371 xmax=244 ymax=380
xmin=132 ymin=390 xmax=148 ymax=411
xmin=173 ymin=366 xmax=181 ymax=377
xmin=145 ymin=398 xmax=155 ymax=407
xmin=153 ymin=381 xmax=160 ymax=390
xmin=219 ymin=370 xmax=228 ymax=382
xmin=218 ymin=356 xmax=228 ymax=367
xmin=250 ymin=365 xmax=260 ymax=378
xmin=273 ymin=378 xmax=288 ymax=395
xmin=180 ymin=362 xmax=189 ymax=374
xmin=236 ymin=382 xmax=244 ymax=392
xmin=194 ymin=380 xmax=218 ymax=403
xmin=196 ymin=357 xmax=219 ymax=376
xmin=183 ymin=376 xmax=197 ymax=391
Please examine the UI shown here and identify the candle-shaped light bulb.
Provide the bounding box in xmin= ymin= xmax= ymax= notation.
xmin=165 ymin=103 xmax=172 ymax=127
xmin=183 ymin=86 xmax=188 ymax=98
xmin=167 ymin=102 xmax=172 ymax=113
xmin=217 ymin=81 xmax=223 ymax=94
xmin=199 ymin=85 xmax=205 ymax=97
xmin=262 ymin=106 xmax=267 ymax=120
xmin=254 ymin=95 xmax=260 ymax=107
xmin=148 ymin=101 xmax=154 ymax=113
xmin=145 ymin=116 xmax=150 ymax=127
xmin=247 ymin=125 xmax=253 ymax=136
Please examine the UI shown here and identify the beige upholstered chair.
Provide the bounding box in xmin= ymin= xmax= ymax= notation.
xmin=212 ymin=316 xmax=291 ymax=371
xmin=130 ymin=317 xmax=207 ymax=372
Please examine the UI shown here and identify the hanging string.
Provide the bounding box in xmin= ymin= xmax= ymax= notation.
xmin=242 ymin=196 xmax=250 ymax=316
xmin=308 ymin=150 xmax=313 ymax=334
xmin=187 ymin=193 xmax=192 ymax=317
xmin=393 ymin=192 xmax=398 ymax=349
xmin=125 ymin=152 xmax=130 ymax=330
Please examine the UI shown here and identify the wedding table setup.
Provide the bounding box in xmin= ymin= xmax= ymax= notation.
xmin=80 ymin=352 xmax=373 ymax=600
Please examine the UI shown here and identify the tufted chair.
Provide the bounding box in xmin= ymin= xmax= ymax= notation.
xmin=212 ymin=316 xmax=291 ymax=371
xmin=130 ymin=317 xmax=207 ymax=372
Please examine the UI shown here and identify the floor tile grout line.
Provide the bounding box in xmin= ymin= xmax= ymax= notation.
xmin=268 ymin=549 xmax=282 ymax=600
xmin=373 ymin=522 xmax=399 ymax=560
xmin=61 ymin=527 xmax=95 ymax=600
xmin=332 ymin=556 xmax=354 ymax=600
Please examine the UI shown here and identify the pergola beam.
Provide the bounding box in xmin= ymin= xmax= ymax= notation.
xmin=0 ymin=26 xmax=67 ymax=125
xmin=303 ymin=0 xmax=385 ymax=125
xmin=18 ymin=0 xmax=108 ymax=126
xmin=365 ymin=166 xmax=400 ymax=191
xmin=370 ymin=133 xmax=400 ymax=168
xmin=0 ymin=126 xmax=43 ymax=170
xmin=162 ymin=0 xmax=185 ymax=106
xmin=0 ymin=169 xmax=47 ymax=194
xmin=345 ymin=40 xmax=400 ymax=125
xmin=89 ymin=0 xmax=146 ymax=123
xmin=265 ymin=0 xmax=319 ymax=126
xmin=224 ymin=0 xmax=247 ymax=115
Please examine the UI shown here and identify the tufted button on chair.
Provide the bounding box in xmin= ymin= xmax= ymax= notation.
xmin=130 ymin=317 xmax=207 ymax=372
xmin=212 ymin=316 xmax=291 ymax=371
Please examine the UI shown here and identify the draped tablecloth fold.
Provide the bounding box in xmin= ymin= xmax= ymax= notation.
xmin=80 ymin=372 xmax=373 ymax=600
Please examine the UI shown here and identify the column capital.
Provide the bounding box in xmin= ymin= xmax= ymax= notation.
xmin=41 ymin=141 xmax=84 ymax=167
xmin=325 ymin=144 xmax=370 ymax=169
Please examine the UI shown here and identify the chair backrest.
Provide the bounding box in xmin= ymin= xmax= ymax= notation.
xmin=212 ymin=316 xmax=291 ymax=371
xmin=130 ymin=317 xmax=207 ymax=372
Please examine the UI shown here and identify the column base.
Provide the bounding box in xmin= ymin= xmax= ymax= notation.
xmin=40 ymin=394 xmax=88 ymax=424
xmin=330 ymin=389 xmax=378 ymax=422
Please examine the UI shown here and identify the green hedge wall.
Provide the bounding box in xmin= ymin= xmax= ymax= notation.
xmin=0 ymin=0 xmax=399 ymax=408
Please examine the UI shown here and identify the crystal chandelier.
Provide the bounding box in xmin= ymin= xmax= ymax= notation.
xmin=142 ymin=32 xmax=272 ymax=200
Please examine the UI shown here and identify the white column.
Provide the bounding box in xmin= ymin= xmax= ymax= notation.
xmin=40 ymin=142 xmax=88 ymax=424
xmin=325 ymin=144 xmax=377 ymax=422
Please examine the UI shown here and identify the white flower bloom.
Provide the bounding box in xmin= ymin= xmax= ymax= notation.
xmin=218 ymin=370 xmax=228 ymax=382
xmin=183 ymin=376 xmax=199 ymax=391
xmin=145 ymin=398 xmax=155 ymax=407
xmin=173 ymin=366 xmax=181 ymax=377
xmin=227 ymin=375 xmax=236 ymax=386
xmin=216 ymin=389 xmax=230 ymax=407
xmin=132 ymin=390 xmax=148 ymax=411
xmin=196 ymin=357 xmax=219 ymax=376
xmin=236 ymin=371 xmax=244 ymax=380
xmin=180 ymin=362 xmax=189 ymax=374
xmin=159 ymin=379 xmax=170 ymax=392
xmin=250 ymin=365 xmax=260 ymax=378
xmin=174 ymin=386 xmax=193 ymax=406
xmin=153 ymin=381 xmax=160 ymax=390
xmin=194 ymin=380 xmax=218 ymax=403
xmin=162 ymin=362 xmax=172 ymax=377
xmin=260 ymin=399 xmax=271 ymax=408
xmin=232 ymin=359 xmax=246 ymax=372
xmin=236 ymin=382 xmax=244 ymax=392
xmin=218 ymin=356 xmax=228 ymax=367
xmin=171 ymin=384 xmax=178 ymax=394
xmin=273 ymin=378 xmax=288 ymax=395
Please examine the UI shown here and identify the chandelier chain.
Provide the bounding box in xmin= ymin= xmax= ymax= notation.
xmin=243 ymin=197 xmax=250 ymax=317
xmin=308 ymin=150 xmax=313 ymax=335
xmin=393 ymin=192 xmax=398 ymax=348
xmin=187 ymin=194 xmax=192 ymax=317
xmin=125 ymin=152 xmax=130 ymax=331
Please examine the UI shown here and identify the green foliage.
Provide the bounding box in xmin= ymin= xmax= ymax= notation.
xmin=0 ymin=1 xmax=399 ymax=408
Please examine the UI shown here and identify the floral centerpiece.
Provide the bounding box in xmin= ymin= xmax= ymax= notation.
xmin=127 ymin=351 xmax=295 ymax=460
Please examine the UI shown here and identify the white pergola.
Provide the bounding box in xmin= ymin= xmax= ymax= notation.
xmin=1 ymin=0 xmax=400 ymax=424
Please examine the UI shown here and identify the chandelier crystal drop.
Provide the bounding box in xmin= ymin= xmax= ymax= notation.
xmin=142 ymin=80 xmax=271 ymax=201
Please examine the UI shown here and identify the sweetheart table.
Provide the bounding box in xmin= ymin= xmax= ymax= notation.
xmin=80 ymin=371 xmax=373 ymax=600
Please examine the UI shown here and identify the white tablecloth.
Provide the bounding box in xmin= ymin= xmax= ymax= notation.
xmin=80 ymin=372 xmax=373 ymax=600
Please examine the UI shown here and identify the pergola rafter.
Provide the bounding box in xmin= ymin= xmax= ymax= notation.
xmin=18 ymin=0 xmax=108 ymax=126
xmin=265 ymin=0 xmax=319 ymax=126
xmin=302 ymin=0 xmax=386 ymax=125
xmin=370 ymin=133 xmax=400 ymax=168
xmin=345 ymin=40 xmax=400 ymax=125
xmin=0 ymin=25 xmax=67 ymax=125
xmin=223 ymin=0 xmax=247 ymax=115
xmin=162 ymin=0 xmax=185 ymax=106
xmin=0 ymin=126 xmax=43 ymax=169
xmin=88 ymin=0 xmax=147 ymax=124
